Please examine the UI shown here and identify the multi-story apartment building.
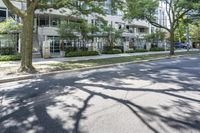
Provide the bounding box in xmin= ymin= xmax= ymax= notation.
xmin=0 ymin=0 xmax=168 ymax=55
xmin=149 ymin=1 xmax=170 ymax=48
xmin=0 ymin=0 xmax=22 ymax=51
xmin=149 ymin=1 xmax=168 ymax=33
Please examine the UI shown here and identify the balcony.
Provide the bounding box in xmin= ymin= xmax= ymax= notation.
xmin=122 ymin=28 xmax=149 ymax=38
xmin=38 ymin=27 xmax=59 ymax=36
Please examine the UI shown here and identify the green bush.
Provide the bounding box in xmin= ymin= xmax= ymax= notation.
xmin=65 ymin=51 xmax=99 ymax=57
xmin=103 ymin=46 xmax=123 ymax=53
xmin=103 ymin=46 xmax=113 ymax=51
xmin=114 ymin=46 xmax=123 ymax=52
xmin=150 ymin=47 xmax=165 ymax=51
xmin=135 ymin=49 xmax=148 ymax=52
xmin=79 ymin=47 xmax=88 ymax=51
xmin=0 ymin=47 xmax=16 ymax=55
xmin=65 ymin=47 xmax=77 ymax=54
xmin=0 ymin=54 xmax=21 ymax=61
xmin=102 ymin=49 xmax=122 ymax=54
xmin=125 ymin=50 xmax=135 ymax=53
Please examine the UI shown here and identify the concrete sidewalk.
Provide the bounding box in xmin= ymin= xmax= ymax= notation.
xmin=0 ymin=49 xmax=198 ymax=68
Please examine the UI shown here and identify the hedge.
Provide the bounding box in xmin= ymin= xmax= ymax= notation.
xmin=114 ymin=46 xmax=123 ymax=53
xmin=65 ymin=47 xmax=77 ymax=54
xmin=134 ymin=49 xmax=148 ymax=53
xmin=125 ymin=50 xmax=135 ymax=53
xmin=0 ymin=47 xmax=16 ymax=55
xmin=0 ymin=54 xmax=21 ymax=61
xmin=102 ymin=49 xmax=122 ymax=54
xmin=103 ymin=46 xmax=123 ymax=53
xmin=65 ymin=47 xmax=89 ymax=54
xmin=150 ymin=47 xmax=165 ymax=51
xmin=65 ymin=51 xmax=99 ymax=57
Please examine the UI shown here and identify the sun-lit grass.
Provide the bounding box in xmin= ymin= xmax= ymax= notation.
xmin=1 ymin=51 xmax=199 ymax=75
xmin=49 ymin=51 xmax=200 ymax=71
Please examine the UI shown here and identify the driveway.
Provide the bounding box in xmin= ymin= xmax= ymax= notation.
xmin=0 ymin=56 xmax=200 ymax=133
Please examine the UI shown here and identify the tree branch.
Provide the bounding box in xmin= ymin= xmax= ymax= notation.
xmin=2 ymin=0 xmax=25 ymax=18
xmin=35 ymin=0 xmax=73 ymax=9
xmin=145 ymin=16 xmax=170 ymax=32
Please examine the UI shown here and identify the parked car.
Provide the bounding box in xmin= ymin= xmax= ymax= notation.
xmin=175 ymin=42 xmax=191 ymax=49
xmin=175 ymin=42 xmax=184 ymax=48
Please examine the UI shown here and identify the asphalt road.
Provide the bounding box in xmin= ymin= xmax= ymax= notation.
xmin=0 ymin=55 xmax=200 ymax=133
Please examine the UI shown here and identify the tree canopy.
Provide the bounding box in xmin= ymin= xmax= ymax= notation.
xmin=2 ymin=0 xmax=124 ymax=72
xmin=125 ymin=0 xmax=200 ymax=32
xmin=190 ymin=20 xmax=200 ymax=43
xmin=125 ymin=0 xmax=200 ymax=55
xmin=0 ymin=19 xmax=22 ymax=34
xmin=144 ymin=29 xmax=166 ymax=44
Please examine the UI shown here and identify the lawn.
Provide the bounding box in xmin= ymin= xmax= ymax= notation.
xmin=49 ymin=51 xmax=200 ymax=71
xmin=1 ymin=51 xmax=199 ymax=77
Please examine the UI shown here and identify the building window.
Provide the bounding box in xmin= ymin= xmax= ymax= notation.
xmin=50 ymin=18 xmax=60 ymax=26
xmin=118 ymin=24 xmax=122 ymax=29
xmin=37 ymin=17 xmax=49 ymax=26
xmin=126 ymin=26 xmax=130 ymax=30
xmin=151 ymin=27 xmax=155 ymax=33
xmin=0 ymin=9 xmax=6 ymax=22
xmin=139 ymin=28 xmax=145 ymax=33
xmin=129 ymin=28 xmax=134 ymax=33
xmin=91 ymin=19 xmax=95 ymax=25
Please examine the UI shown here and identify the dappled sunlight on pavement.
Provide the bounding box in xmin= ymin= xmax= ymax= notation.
xmin=0 ymin=56 xmax=200 ymax=133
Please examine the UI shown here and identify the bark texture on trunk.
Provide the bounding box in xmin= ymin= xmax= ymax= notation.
xmin=18 ymin=11 xmax=36 ymax=73
xmin=169 ymin=31 xmax=175 ymax=55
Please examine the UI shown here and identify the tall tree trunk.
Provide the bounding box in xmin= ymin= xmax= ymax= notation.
xmin=169 ymin=30 xmax=175 ymax=55
xmin=18 ymin=12 xmax=36 ymax=73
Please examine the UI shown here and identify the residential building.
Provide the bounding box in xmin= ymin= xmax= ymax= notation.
xmin=0 ymin=0 xmax=21 ymax=50
xmin=88 ymin=0 xmax=150 ymax=50
xmin=0 ymin=0 xmax=168 ymax=56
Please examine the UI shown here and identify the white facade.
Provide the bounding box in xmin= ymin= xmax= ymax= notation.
xmin=0 ymin=0 xmax=24 ymax=51
xmin=147 ymin=1 xmax=170 ymax=48
xmin=0 ymin=0 xmax=168 ymax=53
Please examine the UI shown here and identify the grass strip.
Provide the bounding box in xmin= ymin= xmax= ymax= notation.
xmin=49 ymin=51 xmax=200 ymax=71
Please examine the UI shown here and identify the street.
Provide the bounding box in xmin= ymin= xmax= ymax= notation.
xmin=0 ymin=56 xmax=200 ymax=133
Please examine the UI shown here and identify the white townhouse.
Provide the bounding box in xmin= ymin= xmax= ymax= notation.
xmin=0 ymin=0 xmax=169 ymax=56
xmin=0 ymin=0 xmax=22 ymax=51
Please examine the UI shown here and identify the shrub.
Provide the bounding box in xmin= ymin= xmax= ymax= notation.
xmin=135 ymin=49 xmax=148 ymax=52
xmin=114 ymin=46 xmax=123 ymax=52
xmin=102 ymin=49 xmax=122 ymax=54
xmin=79 ymin=47 xmax=88 ymax=51
xmin=125 ymin=50 xmax=135 ymax=53
xmin=151 ymin=44 xmax=158 ymax=48
xmin=103 ymin=46 xmax=113 ymax=51
xmin=65 ymin=51 xmax=99 ymax=57
xmin=0 ymin=54 xmax=21 ymax=61
xmin=150 ymin=47 xmax=165 ymax=51
xmin=65 ymin=47 xmax=77 ymax=54
xmin=0 ymin=47 xmax=16 ymax=55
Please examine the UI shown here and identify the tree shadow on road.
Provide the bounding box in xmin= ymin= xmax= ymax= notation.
xmin=0 ymin=57 xmax=200 ymax=133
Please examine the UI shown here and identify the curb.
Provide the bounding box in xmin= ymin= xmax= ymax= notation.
xmin=0 ymin=54 xmax=195 ymax=84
